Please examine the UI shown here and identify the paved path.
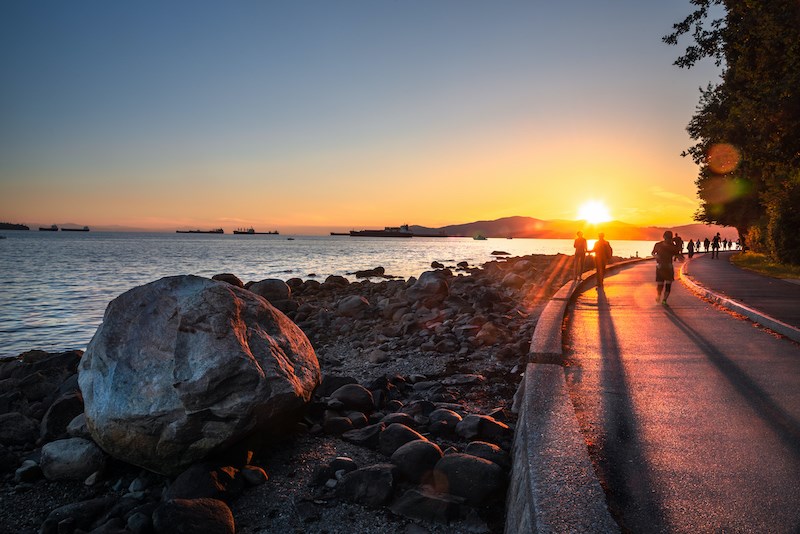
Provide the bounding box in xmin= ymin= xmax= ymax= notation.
xmin=563 ymin=260 xmax=800 ymax=533
xmin=684 ymin=250 xmax=800 ymax=329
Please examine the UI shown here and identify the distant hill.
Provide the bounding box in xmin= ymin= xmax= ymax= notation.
xmin=410 ymin=217 xmax=739 ymax=241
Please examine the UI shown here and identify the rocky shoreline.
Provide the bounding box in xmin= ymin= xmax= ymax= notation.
xmin=0 ymin=252 xmax=602 ymax=534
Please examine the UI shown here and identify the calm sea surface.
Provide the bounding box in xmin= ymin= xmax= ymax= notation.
xmin=0 ymin=231 xmax=655 ymax=358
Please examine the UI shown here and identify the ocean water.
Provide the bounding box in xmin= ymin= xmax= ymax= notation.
xmin=0 ymin=231 xmax=655 ymax=358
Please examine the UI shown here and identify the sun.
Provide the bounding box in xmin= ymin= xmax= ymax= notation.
xmin=577 ymin=200 xmax=612 ymax=224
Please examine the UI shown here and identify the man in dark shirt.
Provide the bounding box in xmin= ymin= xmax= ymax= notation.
xmin=592 ymin=233 xmax=613 ymax=288
xmin=652 ymin=230 xmax=683 ymax=305
xmin=573 ymin=231 xmax=587 ymax=280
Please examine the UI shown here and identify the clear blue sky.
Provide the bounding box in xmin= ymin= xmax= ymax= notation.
xmin=0 ymin=1 xmax=722 ymax=232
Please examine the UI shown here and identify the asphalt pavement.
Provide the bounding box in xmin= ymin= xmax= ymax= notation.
xmin=563 ymin=259 xmax=800 ymax=533
xmin=683 ymin=250 xmax=800 ymax=333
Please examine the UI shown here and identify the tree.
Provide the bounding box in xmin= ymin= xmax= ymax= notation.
xmin=664 ymin=0 xmax=800 ymax=263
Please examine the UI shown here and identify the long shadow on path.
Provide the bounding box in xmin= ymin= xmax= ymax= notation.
xmin=663 ymin=306 xmax=800 ymax=457
xmin=594 ymin=288 xmax=670 ymax=533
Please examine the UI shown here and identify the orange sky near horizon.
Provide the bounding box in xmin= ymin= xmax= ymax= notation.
xmin=0 ymin=2 xmax=721 ymax=235
xmin=1 ymin=120 xmax=704 ymax=233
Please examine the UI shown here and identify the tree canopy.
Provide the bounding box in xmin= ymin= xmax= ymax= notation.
xmin=665 ymin=0 xmax=800 ymax=264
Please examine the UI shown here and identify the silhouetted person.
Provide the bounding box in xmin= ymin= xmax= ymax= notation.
xmin=573 ymin=231 xmax=587 ymax=280
xmin=653 ymin=230 xmax=682 ymax=305
xmin=704 ymin=237 xmax=710 ymax=252
xmin=673 ymin=233 xmax=684 ymax=261
xmin=696 ymin=238 xmax=701 ymax=252
xmin=711 ymin=232 xmax=721 ymax=258
xmin=687 ymin=238 xmax=695 ymax=258
xmin=591 ymin=233 xmax=613 ymax=288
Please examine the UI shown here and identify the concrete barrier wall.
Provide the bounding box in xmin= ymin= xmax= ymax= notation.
xmin=505 ymin=259 xmax=645 ymax=533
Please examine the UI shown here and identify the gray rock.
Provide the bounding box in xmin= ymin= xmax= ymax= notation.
xmin=390 ymin=488 xmax=462 ymax=524
xmin=316 ymin=375 xmax=359 ymax=398
xmin=0 ymin=412 xmax=39 ymax=446
xmin=428 ymin=408 xmax=463 ymax=426
xmin=323 ymin=416 xmax=354 ymax=435
xmin=211 ymin=273 xmax=243 ymax=288
xmin=40 ymin=391 xmax=84 ymax=443
xmin=165 ymin=463 xmax=243 ymax=502
xmin=346 ymin=411 xmax=368 ymax=428
xmin=329 ymin=383 xmax=374 ymax=412
xmin=127 ymin=512 xmax=152 ymax=534
xmin=323 ymin=275 xmax=349 ymax=288
xmin=501 ymin=272 xmax=525 ymax=289
xmin=379 ymin=423 xmax=427 ymax=456
xmin=248 ymin=278 xmax=291 ymax=302
xmin=455 ymin=414 xmax=512 ymax=442
xmin=354 ymin=266 xmax=385 ymax=278
xmin=441 ymin=374 xmax=485 ymax=386
xmin=465 ymin=441 xmax=511 ymax=470
xmin=78 ymin=275 xmax=320 ymax=475
xmin=153 ymin=498 xmax=235 ymax=534
xmin=40 ymin=438 xmax=106 ymax=481
xmin=336 ymin=295 xmax=370 ymax=317
xmin=432 ymin=453 xmax=505 ymax=506
xmin=365 ymin=348 xmax=389 ymax=363
xmin=390 ymin=439 xmax=443 ymax=483
xmin=342 ymin=422 xmax=385 ymax=448
xmin=67 ymin=413 xmax=91 ymax=439
xmin=14 ymin=459 xmax=42 ymax=483
xmin=336 ymin=463 xmax=396 ymax=507
xmin=128 ymin=476 xmax=150 ymax=492
xmin=406 ymin=271 xmax=449 ymax=306
xmin=380 ymin=412 xmax=418 ymax=428
xmin=330 ymin=456 xmax=358 ymax=474
xmin=240 ymin=465 xmax=268 ymax=486
xmin=41 ymin=496 xmax=116 ymax=533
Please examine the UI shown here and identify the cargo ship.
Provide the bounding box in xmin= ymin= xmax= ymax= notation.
xmin=349 ymin=224 xmax=413 ymax=238
xmin=39 ymin=224 xmax=58 ymax=231
xmin=176 ymin=228 xmax=224 ymax=234
xmin=233 ymin=227 xmax=279 ymax=235
xmin=61 ymin=226 xmax=90 ymax=232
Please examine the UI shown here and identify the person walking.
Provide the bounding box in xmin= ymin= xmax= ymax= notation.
xmin=673 ymin=233 xmax=684 ymax=262
xmin=687 ymin=238 xmax=695 ymax=258
xmin=591 ymin=233 xmax=613 ymax=288
xmin=652 ymin=230 xmax=683 ymax=305
xmin=573 ymin=231 xmax=588 ymax=280
xmin=712 ymin=232 xmax=721 ymax=258
xmin=704 ymin=237 xmax=710 ymax=253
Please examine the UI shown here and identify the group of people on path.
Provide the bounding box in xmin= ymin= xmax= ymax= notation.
xmin=573 ymin=228 xmax=733 ymax=305
xmin=572 ymin=231 xmax=613 ymax=287
xmin=673 ymin=233 xmax=738 ymax=259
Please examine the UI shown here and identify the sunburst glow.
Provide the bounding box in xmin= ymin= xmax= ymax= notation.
xmin=577 ymin=200 xmax=612 ymax=224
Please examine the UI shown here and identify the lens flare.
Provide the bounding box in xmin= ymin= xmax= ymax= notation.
xmin=707 ymin=143 xmax=741 ymax=174
xmin=703 ymin=175 xmax=751 ymax=204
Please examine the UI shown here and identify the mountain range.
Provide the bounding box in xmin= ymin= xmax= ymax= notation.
xmin=410 ymin=216 xmax=739 ymax=241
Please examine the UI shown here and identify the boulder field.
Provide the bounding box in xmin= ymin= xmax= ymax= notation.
xmin=0 ymin=252 xmax=599 ymax=533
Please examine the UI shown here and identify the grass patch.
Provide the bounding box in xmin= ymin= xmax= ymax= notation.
xmin=730 ymin=252 xmax=800 ymax=279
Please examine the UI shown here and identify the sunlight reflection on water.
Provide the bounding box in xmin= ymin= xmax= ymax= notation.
xmin=0 ymin=231 xmax=654 ymax=358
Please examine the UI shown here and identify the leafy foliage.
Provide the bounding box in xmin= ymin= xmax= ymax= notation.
xmin=664 ymin=0 xmax=800 ymax=264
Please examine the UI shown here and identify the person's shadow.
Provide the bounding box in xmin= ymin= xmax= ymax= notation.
xmin=594 ymin=284 xmax=670 ymax=531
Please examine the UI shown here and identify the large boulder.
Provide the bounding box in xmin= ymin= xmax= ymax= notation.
xmin=78 ymin=275 xmax=320 ymax=475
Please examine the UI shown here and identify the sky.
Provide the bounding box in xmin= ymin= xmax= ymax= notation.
xmin=0 ymin=1 xmax=723 ymax=233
